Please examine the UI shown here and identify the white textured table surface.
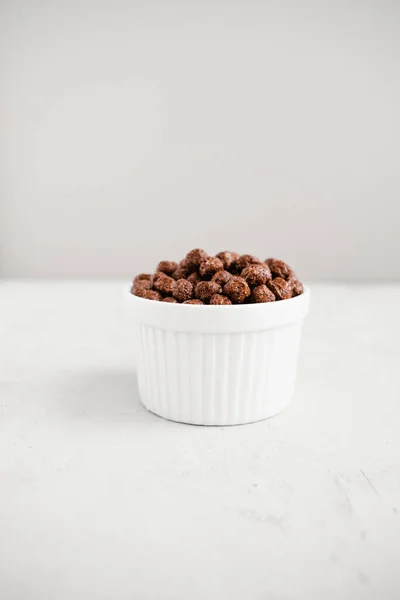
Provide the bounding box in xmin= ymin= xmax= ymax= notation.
xmin=1 ymin=282 xmax=399 ymax=600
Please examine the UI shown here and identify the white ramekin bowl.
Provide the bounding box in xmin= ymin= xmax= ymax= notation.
xmin=132 ymin=287 xmax=310 ymax=426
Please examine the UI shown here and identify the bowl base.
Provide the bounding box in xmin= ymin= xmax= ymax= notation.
xmin=141 ymin=400 xmax=290 ymax=427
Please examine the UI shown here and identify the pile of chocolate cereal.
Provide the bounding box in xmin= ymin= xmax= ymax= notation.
xmin=131 ymin=249 xmax=303 ymax=305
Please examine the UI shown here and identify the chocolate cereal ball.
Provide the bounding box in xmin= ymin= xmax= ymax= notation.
xmin=157 ymin=261 xmax=178 ymax=275
xmin=173 ymin=279 xmax=193 ymax=303
xmin=236 ymin=254 xmax=262 ymax=271
xmin=162 ymin=296 xmax=178 ymax=303
xmin=290 ymin=277 xmax=304 ymax=297
xmin=266 ymin=258 xmax=292 ymax=280
xmin=241 ymin=264 xmax=272 ymax=286
xmin=199 ymin=256 xmax=224 ymax=278
xmin=265 ymin=257 xmax=278 ymax=267
xmin=187 ymin=272 xmax=201 ymax=287
xmin=216 ymin=251 xmax=239 ymax=270
xmin=195 ymin=281 xmax=222 ymax=303
xmin=153 ymin=273 xmax=175 ymax=295
xmin=223 ymin=278 xmax=251 ymax=304
xmin=210 ymin=294 xmax=232 ymax=305
xmin=131 ymin=279 xmax=152 ymax=297
xmin=183 ymin=299 xmax=204 ymax=305
xmin=211 ymin=270 xmax=232 ymax=286
xmin=268 ymin=277 xmax=292 ymax=300
xmin=151 ymin=271 xmax=164 ymax=285
xmin=172 ymin=260 xmax=191 ymax=280
xmin=141 ymin=290 xmax=162 ymax=301
xmin=251 ymin=285 xmax=276 ymax=303
xmin=186 ymin=248 xmax=208 ymax=269
xmin=134 ymin=273 xmax=152 ymax=283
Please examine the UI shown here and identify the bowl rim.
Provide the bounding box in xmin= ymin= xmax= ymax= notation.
xmin=130 ymin=285 xmax=310 ymax=333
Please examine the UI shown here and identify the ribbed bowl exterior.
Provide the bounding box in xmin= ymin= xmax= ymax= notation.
xmin=132 ymin=289 xmax=310 ymax=426
xmin=136 ymin=323 xmax=303 ymax=425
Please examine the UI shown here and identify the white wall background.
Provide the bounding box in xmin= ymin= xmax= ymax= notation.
xmin=1 ymin=0 xmax=399 ymax=280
